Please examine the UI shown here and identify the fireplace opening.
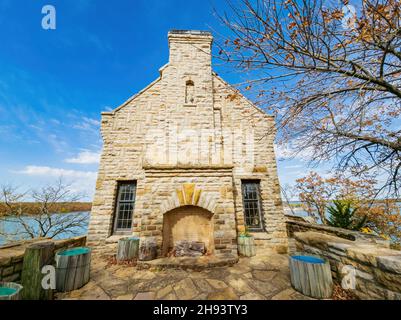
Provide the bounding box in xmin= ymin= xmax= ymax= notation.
xmin=162 ymin=205 xmax=214 ymax=257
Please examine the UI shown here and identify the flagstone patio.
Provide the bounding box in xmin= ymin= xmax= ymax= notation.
xmin=55 ymin=252 xmax=313 ymax=300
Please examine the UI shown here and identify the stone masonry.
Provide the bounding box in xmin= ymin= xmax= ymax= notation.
xmin=287 ymin=218 xmax=401 ymax=299
xmin=0 ymin=236 xmax=86 ymax=283
xmin=87 ymin=30 xmax=287 ymax=257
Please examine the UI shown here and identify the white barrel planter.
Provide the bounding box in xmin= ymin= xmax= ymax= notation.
xmin=55 ymin=247 xmax=91 ymax=293
xmin=0 ymin=282 xmax=23 ymax=300
xmin=117 ymin=237 xmax=140 ymax=262
xmin=238 ymin=235 xmax=256 ymax=257
xmin=289 ymin=254 xmax=333 ymax=299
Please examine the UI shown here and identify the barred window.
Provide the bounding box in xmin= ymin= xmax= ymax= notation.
xmin=241 ymin=181 xmax=263 ymax=231
xmin=113 ymin=182 xmax=137 ymax=233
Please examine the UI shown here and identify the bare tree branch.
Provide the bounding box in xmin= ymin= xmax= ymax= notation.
xmin=217 ymin=0 xmax=401 ymax=196
xmin=0 ymin=179 xmax=88 ymax=244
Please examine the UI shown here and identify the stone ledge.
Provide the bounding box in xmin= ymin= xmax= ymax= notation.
xmin=0 ymin=236 xmax=87 ymax=282
xmin=377 ymin=255 xmax=401 ymax=274
xmin=143 ymin=164 xmax=234 ymax=172
xmin=54 ymin=236 xmax=87 ymax=250
xmin=0 ymin=237 xmax=50 ymax=250
xmin=294 ymin=231 xmax=353 ymax=250
xmin=346 ymin=245 xmax=400 ymax=268
xmin=105 ymin=235 xmax=130 ymax=244
xmin=287 ymin=219 xmax=390 ymax=247
xmin=136 ymin=254 xmax=238 ymax=271
xmin=168 ymin=30 xmax=213 ymax=44
xmin=292 ymin=230 xmax=401 ymax=299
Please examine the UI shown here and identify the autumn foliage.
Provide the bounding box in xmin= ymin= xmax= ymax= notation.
xmin=218 ymin=0 xmax=401 ymax=195
xmin=0 ymin=202 xmax=91 ymax=217
xmin=294 ymin=172 xmax=401 ymax=247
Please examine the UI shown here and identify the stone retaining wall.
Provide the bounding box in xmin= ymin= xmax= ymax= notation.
xmin=286 ymin=215 xmax=390 ymax=247
xmin=0 ymin=236 xmax=86 ymax=283
xmin=292 ymin=231 xmax=401 ymax=299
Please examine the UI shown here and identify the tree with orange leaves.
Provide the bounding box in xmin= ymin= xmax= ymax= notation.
xmin=294 ymin=171 xmax=401 ymax=247
xmin=218 ymin=0 xmax=401 ymax=196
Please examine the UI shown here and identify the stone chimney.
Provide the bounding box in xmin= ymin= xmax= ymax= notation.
xmin=165 ymin=30 xmax=215 ymax=132
xmin=167 ymin=30 xmax=213 ymax=67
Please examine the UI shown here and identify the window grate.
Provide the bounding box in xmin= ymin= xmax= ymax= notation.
xmin=114 ymin=182 xmax=136 ymax=232
xmin=241 ymin=181 xmax=263 ymax=231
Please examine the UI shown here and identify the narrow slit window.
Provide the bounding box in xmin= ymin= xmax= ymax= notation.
xmin=241 ymin=180 xmax=263 ymax=231
xmin=185 ymin=80 xmax=195 ymax=104
xmin=114 ymin=182 xmax=137 ymax=233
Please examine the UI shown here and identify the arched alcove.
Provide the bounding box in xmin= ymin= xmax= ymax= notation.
xmin=162 ymin=205 xmax=214 ymax=256
xmin=185 ymin=80 xmax=195 ymax=104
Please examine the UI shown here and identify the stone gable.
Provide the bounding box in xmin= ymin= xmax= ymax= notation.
xmin=87 ymin=30 xmax=287 ymax=257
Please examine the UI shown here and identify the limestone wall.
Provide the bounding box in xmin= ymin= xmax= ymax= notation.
xmin=286 ymin=215 xmax=390 ymax=247
xmin=288 ymin=225 xmax=401 ymax=299
xmin=0 ymin=236 xmax=86 ymax=283
xmin=88 ymin=30 xmax=287 ymax=256
xmin=137 ymin=171 xmax=238 ymax=257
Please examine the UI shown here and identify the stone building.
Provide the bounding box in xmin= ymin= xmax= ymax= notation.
xmin=87 ymin=30 xmax=287 ymax=258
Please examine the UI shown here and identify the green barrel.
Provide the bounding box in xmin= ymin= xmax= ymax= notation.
xmin=0 ymin=282 xmax=23 ymax=300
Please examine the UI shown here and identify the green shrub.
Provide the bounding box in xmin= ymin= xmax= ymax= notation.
xmin=327 ymin=200 xmax=367 ymax=231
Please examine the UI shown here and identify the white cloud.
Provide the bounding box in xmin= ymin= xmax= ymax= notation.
xmin=50 ymin=119 xmax=61 ymax=125
xmin=65 ymin=150 xmax=100 ymax=164
xmin=283 ymin=164 xmax=302 ymax=169
xmin=15 ymin=166 xmax=97 ymax=179
xmin=73 ymin=117 xmax=100 ymax=133
xmin=83 ymin=117 xmax=100 ymax=126
xmin=103 ymin=106 xmax=113 ymax=112
xmin=14 ymin=166 xmax=98 ymax=199
xmin=27 ymin=124 xmax=69 ymax=153
xmin=274 ymin=143 xmax=293 ymax=160
xmin=274 ymin=143 xmax=314 ymax=161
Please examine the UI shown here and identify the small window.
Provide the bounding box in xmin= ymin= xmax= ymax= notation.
xmin=113 ymin=182 xmax=137 ymax=233
xmin=241 ymin=181 xmax=263 ymax=231
xmin=185 ymin=80 xmax=195 ymax=104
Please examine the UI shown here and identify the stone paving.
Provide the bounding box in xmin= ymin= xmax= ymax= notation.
xmin=56 ymin=252 xmax=312 ymax=300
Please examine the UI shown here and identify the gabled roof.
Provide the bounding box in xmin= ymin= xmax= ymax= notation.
xmin=101 ymin=64 xmax=168 ymax=116
xmin=212 ymin=71 xmax=274 ymax=119
xmin=102 ymin=65 xmax=273 ymax=121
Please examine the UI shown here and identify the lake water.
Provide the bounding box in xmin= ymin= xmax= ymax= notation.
xmin=0 ymin=202 xmax=398 ymax=246
xmin=0 ymin=206 xmax=305 ymax=247
xmin=0 ymin=212 xmax=90 ymax=246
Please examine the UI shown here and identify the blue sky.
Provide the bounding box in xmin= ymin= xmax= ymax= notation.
xmin=0 ymin=0 xmax=327 ymax=200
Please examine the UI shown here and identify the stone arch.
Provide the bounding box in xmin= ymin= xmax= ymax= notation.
xmin=185 ymin=80 xmax=195 ymax=104
xmin=159 ymin=183 xmax=219 ymax=216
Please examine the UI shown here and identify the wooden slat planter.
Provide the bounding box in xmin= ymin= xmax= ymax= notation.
xmin=289 ymin=254 xmax=333 ymax=299
xmin=117 ymin=237 xmax=140 ymax=262
xmin=0 ymin=282 xmax=23 ymax=300
xmin=21 ymin=241 xmax=55 ymax=300
xmin=55 ymin=247 xmax=91 ymax=293
xmin=139 ymin=238 xmax=157 ymax=261
xmin=238 ymin=236 xmax=256 ymax=257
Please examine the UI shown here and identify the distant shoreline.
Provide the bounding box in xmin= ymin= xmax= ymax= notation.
xmin=284 ymin=199 xmax=401 ymax=207
xmin=0 ymin=202 xmax=92 ymax=217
